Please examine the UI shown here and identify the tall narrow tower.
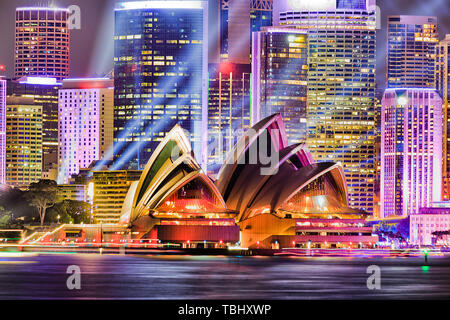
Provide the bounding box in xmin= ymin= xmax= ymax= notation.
xmin=113 ymin=1 xmax=209 ymax=170
xmin=436 ymin=35 xmax=450 ymax=200
xmin=274 ymin=0 xmax=377 ymax=214
xmin=386 ymin=15 xmax=438 ymax=89
xmin=15 ymin=7 xmax=70 ymax=81
xmin=0 ymin=78 xmax=6 ymax=185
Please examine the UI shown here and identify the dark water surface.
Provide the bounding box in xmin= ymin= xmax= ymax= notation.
xmin=0 ymin=253 xmax=449 ymax=299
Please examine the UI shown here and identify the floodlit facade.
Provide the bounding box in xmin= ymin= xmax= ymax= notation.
xmin=274 ymin=0 xmax=377 ymax=215
xmin=15 ymin=8 xmax=70 ymax=81
xmin=57 ymin=78 xmax=114 ymax=184
xmin=381 ymin=88 xmax=442 ymax=218
xmin=251 ymin=27 xmax=308 ymax=144
xmin=410 ymin=203 xmax=450 ymax=246
xmin=436 ymin=35 xmax=450 ymax=200
xmin=93 ymin=170 xmax=142 ymax=224
xmin=113 ymin=1 xmax=208 ymax=170
xmin=207 ymin=63 xmax=251 ymax=175
xmin=7 ymin=76 xmax=61 ymax=175
xmin=120 ymin=114 xmax=377 ymax=248
xmin=57 ymin=184 xmax=88 ymax=202
xmin=387 ymin=15 xmax=438 ymax=89
xmin=0 ymin=79 xmax=5 ymax=184
xmin=5 ymin=97 xmax=42 ymax=188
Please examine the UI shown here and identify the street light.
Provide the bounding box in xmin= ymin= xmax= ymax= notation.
xmin=57 ymin=215 xmax=60 ymax=224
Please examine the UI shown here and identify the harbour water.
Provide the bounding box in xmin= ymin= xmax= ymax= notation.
xmin=0 ymin=253 xmax=449 ymax=299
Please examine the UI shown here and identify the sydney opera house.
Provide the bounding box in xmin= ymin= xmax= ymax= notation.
xmin=116 ymin=114 xmax=378 ymax=249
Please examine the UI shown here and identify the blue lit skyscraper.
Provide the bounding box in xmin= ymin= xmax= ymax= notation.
xmin=207 ymin=63 xmax=251 ymax=175
xmin=113 ymin=1 xmax=208 ymax=170
xmin=251 ymin=27 xmax=308 ymax=144
xmin=386 ymin=15 xmax=438 ymax=89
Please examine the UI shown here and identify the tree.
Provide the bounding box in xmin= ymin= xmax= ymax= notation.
xmin=0 ymin=206 xmax=12 ymax=227
xmin=47 ymin=200 xmax=92 ymax=224
xmin=25 ymin=180 xmax=58 ymax=226
xmin=432 ymin=230 xmax=450 ymax=245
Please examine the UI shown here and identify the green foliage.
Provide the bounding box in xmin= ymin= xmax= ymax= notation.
xmin=25 ymin=180 xmax=58 ymax=225
xmin=47 ymin=200 xmax=92 ymax=224
xmin=0 ymin=206 xmax=12 ymax=227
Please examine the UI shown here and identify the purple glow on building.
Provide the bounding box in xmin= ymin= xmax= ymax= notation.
xmin=0 ymin=79 xmax=5 ymax=184
xmin=381 ymin=88 xmax=443 ymax=218
xmin=57 ymin=78 xmax=114 ymax=184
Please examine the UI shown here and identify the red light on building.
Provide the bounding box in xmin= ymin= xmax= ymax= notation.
xmin=219 ymin=62 xmax=233 ymax=74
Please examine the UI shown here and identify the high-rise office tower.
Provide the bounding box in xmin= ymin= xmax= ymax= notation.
xmin=274 ymin=0 xmax=377 ymax=214
xmin=57 ymin=78 xmax=114 ymax=184
xmin=7 ymin=76 xmax=61 ymax=176
xmin=381 ymin=89 xmax=442 ymax=218
xmin=0 ymin=79 xmax=6 ymax=185
xmin=386 ymin=15 xmax=438 ymax=89
xmin=207 ymin=63 xmax=251 ymax=175
xmin=436 ymin=34 xmax=450 ymax=200
xmin=92 ymin=170 xmax=142 ymax=224
xmin=15 ymin=7 xmax=70 ymax=81
xmin=219 ymin=0 xmax=272 ymax=63
xmin=251 ymin=27 xmax=308 ymax=144
xmin=5 ymin=96 xmax=42 ymax=188
xmin=113 ymin=1 xmax=208 ymax=170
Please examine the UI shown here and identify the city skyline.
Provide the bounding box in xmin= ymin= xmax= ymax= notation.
xmin=1 ymin=0 xmax=450 ymax=303
xmin=0 ymin=0 xmax=447 ymax=90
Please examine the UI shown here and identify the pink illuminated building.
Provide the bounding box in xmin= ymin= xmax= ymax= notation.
xmin=0 ymin=78 xmax=5 ymax=184
xmin=57 ymin=78 xmax=114 ymax=184
xmin=381 ymin=88 xmax=442 ymax=218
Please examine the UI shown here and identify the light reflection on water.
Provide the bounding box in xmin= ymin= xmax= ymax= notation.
xmin=0 ymin=254 xmax=449 ymax=299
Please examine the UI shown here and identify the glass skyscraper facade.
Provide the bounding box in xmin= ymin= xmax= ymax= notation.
xmin=251 ymin=27 xmax=308 ymax=144
xmin=436 ymin=34 xmax=450 ymax=200
xmin=5 ymin=96 xmax=42 ymax=188
xmin=207 ymin=63 xmax=251 ymax=175
xmin=7 ymin=76 xmax=61 ymax=175
xmin=274 ymin=0 xmax=377 ymax=214
xmin=113 ymin=1 xmax=208 ymax=170
xmin=381 ymin=89 xmax=442 ymax=218
xmin=386 ymin=15 xmax=438 ymax=89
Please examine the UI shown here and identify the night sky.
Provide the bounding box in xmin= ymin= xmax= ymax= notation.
xmin=0 ymin=0 xmax=449 ymax=91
